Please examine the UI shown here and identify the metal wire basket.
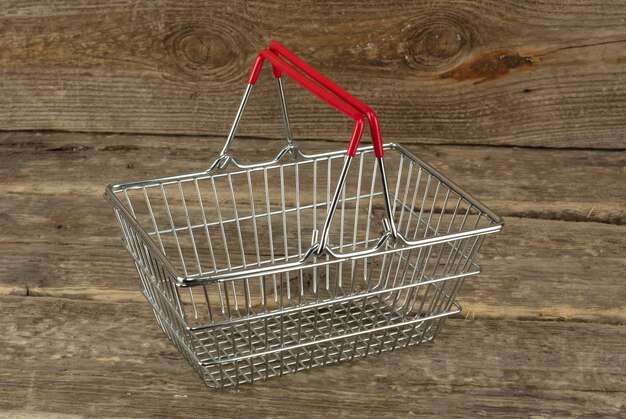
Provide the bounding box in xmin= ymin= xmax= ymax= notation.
xmin=105 ymin=41 xmax=503 ymax=388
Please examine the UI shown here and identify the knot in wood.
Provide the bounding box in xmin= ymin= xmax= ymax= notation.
xmin=405 ymin=17 xmax=470 ymax=70
xmin=164 ymin=25 xmax=241 ymax=81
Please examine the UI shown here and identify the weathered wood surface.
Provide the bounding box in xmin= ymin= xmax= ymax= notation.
xmin=1 ymin=1 xmax=625 ymax=416
xmin=1 ymin=132 xmax=625 ymax=325
xmin=1 ymin=132 xmax=624 ymax=223
xmin=3 ymin=218 xmax=625 ymax=324
xmin=0 ymin=129 xmax=624 ymax=416
xmin=1 ymin=1 xmax=626 ymax=148
xmin=0 ymin=145 xmax=626 ymax=416
xmin=1 ymin=296 xmax=625 ymax=417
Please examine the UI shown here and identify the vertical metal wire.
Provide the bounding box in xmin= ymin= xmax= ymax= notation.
xmin=325 ymin=157 xmax=332 ymax=292
xmin=178 ymin=182 xmax=203 ymax=275
xmin=435 ymin=235 xmax=486 ymax=326
xmin=160 ymin=184 xmax=188 ymax=276
xmin=364 ymin=157 xmax=378 ymax=247
xmin=228 ymin=174 xmax=247 ymax=270
xmin=276 ymin=77 xmax=293 ymax=147
xmin=424 ymin=189 xmax=452 ymax=283
xmin=193 ymin=179 xmax=217 ymax=272
xmin=123 ymin=190 xmax=136 ymax=218
xmin=279 ymin=166 xmax=290 ymax=300
xmin=451 ymin=212 xmax=484 ymax=275
xmin=397 ymin=161 xmax=414 ymax=231
xmin=312 ymin=159 xmax=318 ymax=295
xmin=143 ymin=187 xmax=166 ymax=253
xmin=246 ymin=172 xmax=261 ymax=267
xmin=435 ymin=195 xmax=466 ymax=281
xmin=391 ymin=155 xmax=404 ymax=218
xmin=352 ymin=153 xmax=365 ymax=252
xmin=406 ymin=167 xmax=423 ymax=237
xmin=338 ymin=173 xmax=347 ymax=287
xmin=263 ymin=168 xmax=278 ymax=302
xmin=210 ymin=178 xmax=230 ymax=271
xmin=362 ymin=157 xmax=378 ymax=287
xmin=295 ymin=162 xmax=303 ymax=302
xmin=393 ymin=165 xmax=424 ymax=312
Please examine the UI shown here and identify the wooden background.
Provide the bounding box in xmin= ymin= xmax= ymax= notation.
xmin=1 ymin=1 xmax=625 ymax=417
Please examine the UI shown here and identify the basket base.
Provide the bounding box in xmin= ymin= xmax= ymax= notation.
xmin=163 ymin=298 xmax=455 ymax=388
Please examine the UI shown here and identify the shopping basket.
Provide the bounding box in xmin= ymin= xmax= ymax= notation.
xmin=105 ymin=41 xmax=503 ymax=388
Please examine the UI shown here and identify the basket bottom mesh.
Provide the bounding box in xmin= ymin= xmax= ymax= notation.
xmin=172 ymin=298 xmax=454 ymax=388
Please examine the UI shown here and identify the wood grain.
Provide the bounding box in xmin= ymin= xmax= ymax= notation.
xmin=0 ymin=135 xmax=623 ymax=416
xmin=1 ymin=296 xmax=624 ymax=417
xmin=1 ymin=132 xmax=624 ymax=224
xmin=3 ymin=217 xmax=624 ymax=323
xmin=1 ymin=132 xmax=624 ymax=324
xmin=1 ymin=1 xmax=625 ymax=147
xmin=1 ymin=2 xmax=625 ymax=414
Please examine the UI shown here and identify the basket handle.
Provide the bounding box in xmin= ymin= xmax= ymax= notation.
xmin=248 ymin=49 xmax=368 ymax=157
xmin=248 ymin=42 xmax=384 ymax=158
xmin=214 ymin=42 xmax=399 ymax=256
xmin=266 ymin=41 xmax=384 ymax=158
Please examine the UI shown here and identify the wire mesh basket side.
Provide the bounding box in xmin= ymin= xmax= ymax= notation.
xmin=108 ymin=144 xmax=499 ymax=388
xmin=118 ymin=212 xmax=484 ymax=389
xmin=114 ymin=148 xmax=496 ymax=283
xmin=112 ymin=185 xmax=487 ymax=388
xmin=172 ymin=235 xmax=484 ymax=326
xmin=111 ymin=205 xmax=206 ymax=360
xmin=187 ymin=235 xmax=482 ymax=387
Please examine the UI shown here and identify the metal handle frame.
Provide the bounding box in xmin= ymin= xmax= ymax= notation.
xmin=208 ymin=42 xmax=400 ymax=259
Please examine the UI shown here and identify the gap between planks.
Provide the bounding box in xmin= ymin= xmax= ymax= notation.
xmin=1 ymin=129 xmax=625 ymax=152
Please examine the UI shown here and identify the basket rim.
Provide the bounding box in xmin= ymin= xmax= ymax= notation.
xmin=105 ymin=143 xmax=503 ymax=286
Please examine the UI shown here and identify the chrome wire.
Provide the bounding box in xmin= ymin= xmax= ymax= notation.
xmin=105 ymin=80 xmax=502 ymax=389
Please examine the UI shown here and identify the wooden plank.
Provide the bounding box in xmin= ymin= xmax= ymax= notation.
xmin=1 ymin=1 xmax=625 ymax=148
xmin=2 ymin=216 xmax=624 ymax=324
xmin=464 ymin=217 xmax=626 ymax=324
xmin=1 ymin=296 xmax=624 ymax=417
xmin=1 ymin=132 xmax=624 ymax=224
xmin=1 ymin=132 xmax=624 ymax=322
xmin=0 ymin=243 xmax=142 ymax=302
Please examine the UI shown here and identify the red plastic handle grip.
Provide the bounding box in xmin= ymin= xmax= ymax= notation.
xmin=268 ymin=41 xmax=383 ymax=158
xmin=249 ymin=50 xmax=366 ymax=157
xmin=248 ymin=42 xmax=384 ymax=158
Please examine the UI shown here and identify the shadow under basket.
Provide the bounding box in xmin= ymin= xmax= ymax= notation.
xmin=105 ymin=143 xmax=502 ymax=388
